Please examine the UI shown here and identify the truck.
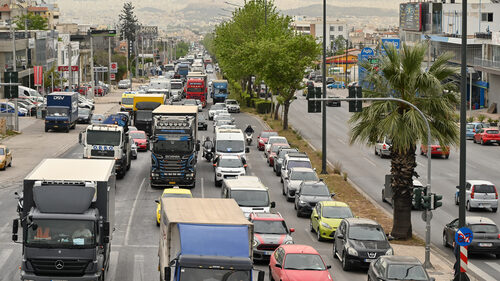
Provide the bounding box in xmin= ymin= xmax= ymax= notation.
xmin=158 ymin=198 xmax=264 ymax=281
xmin=212 ymin=79 xmax=229 ymax=103
xmin=12 ymin=158 xmax=115 ymax=281
xmin=150 ymin=105 xmax=199 ymax=188
xmin=133 ymin=93 xmax=166 ymax=136
xmin=187 ymin=72 xmax=208 ymax=106
xmin=185 ymin=78 xmax=207 ymax=107
xmin=176 ymin=63 xmax=189 ymax=80
xmin=120 ymin=91 xmax=136 ymax=112
xmin=79 ymin=122 xmax=132 ymax=178
xmin=45 ymin=92 xmax=78 ymax=133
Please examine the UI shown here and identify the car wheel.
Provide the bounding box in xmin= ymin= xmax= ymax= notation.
xmin=467 ymin=201 xmax=472 ymax=211
xmin=445 ymin=154 xmax=449 ymax=159
xmin=374 ymin=148 xmax=378 ymax=155
xmin=455 ymin=194 xmax=459 ymax=205
xmin=473 ymin=138 xmax=476 ymax=143
xmin=492 ymin=208 xmax=497 ymax=213
xmin=333 ymin=242 xmax=338 ymax=259
xmin=282 ymin=184 xmax=286 ymax=196
xmin=317 ymin=227 xmax=322 ymax=241
xmin=280 ymin=177 xmax=283 ymax=183
xmin=496 ymin=254 xmax=500 ymax=259
xmin=443 ymin=232 xmax=449 ymax=247
xmin=310 ymin=220 xmax=314 ymax=232
xmin=481 ymin=138 xmax=485 ymax=145
xmin=382 ymin=189 xmax=387 ymax=203
xmin=8 ymin=160 xmax=12 ymax=167
xmin=420 ymin=149 xmax=424 ymax=155
xmin=342 ymin=252 xmax=351 ymax=271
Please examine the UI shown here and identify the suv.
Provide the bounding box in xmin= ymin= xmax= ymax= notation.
xmin=225 ymin=99 xmax=240 ymax=113
xmin=294 ymin=181 xmax=333 ymax=217
xmin=249 ymin=212 xmax=294 ymax=261
xmin=333 ymin=218 xmax=393 ymax=271
xmin=273 ymin=148 xmax=299 ymax=175
xmin=213 ymin=155 xmax=247 ymax=187
xmin=455 ymin=180 xmax=498 ymax=212
xmin=283 ymin=167 xmax=319 ymax=201
xmin=281 ymin=154 xmax=312 ymax=183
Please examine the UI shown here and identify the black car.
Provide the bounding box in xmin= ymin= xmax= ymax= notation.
xmin=273 ymin=148 xmax=299 ymax=176
xmin=77 ymin=107 xmax=93 ymax=124
xmin=198 ymin=114 xmax=208 ymax=131
xmin=294 ymin=181 xmax=333 ymax=217
xmin=368 ymin=256 xmax=434 ymax=281
xmin=326 ymin=96 xmax=341 ymax=107
xmin=333 ymin=218 xmax=393 ymax=271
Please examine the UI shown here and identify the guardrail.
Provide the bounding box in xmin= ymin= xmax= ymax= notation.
xmin=473 ymin=57 xmax=500 ymax=70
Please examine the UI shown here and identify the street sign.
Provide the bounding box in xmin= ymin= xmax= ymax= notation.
xmin=57 ymin=66 xmax=79 ymax=72
xmin=93 ymin=67 xmax=108 ymax=72
xmin=360 ymin=47 xmax=375 ymax=60
xmin=381 ymin=38 xmax=401 ymax=56
xmin=110 ymin=74 xmax=116 ymax=80
xmin=455 ymin=227 xmax=473 ymax=246
xmin=110 ymin=62 xmax=118 ymax=73
xmin=4 ymin=71 xmax=19 ymax=99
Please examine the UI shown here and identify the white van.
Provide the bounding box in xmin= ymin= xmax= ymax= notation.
xmin=18 ymin=86 xmax=44 ymax=103
xmin=214 ymin=128 xmax=249 ymax=161
xmin=221 ymin=176 xmax=275 ymax=218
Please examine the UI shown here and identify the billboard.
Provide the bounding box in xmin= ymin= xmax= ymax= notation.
xmin=400 ymin=3 xmax=422 ymax=31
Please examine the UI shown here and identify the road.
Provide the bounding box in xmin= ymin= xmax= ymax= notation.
xmin=285 ymin=87 xmax=500 ymax=281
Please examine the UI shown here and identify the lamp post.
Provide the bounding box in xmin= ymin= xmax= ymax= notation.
xmin=321 ymin=0 xmax=327 ymax=174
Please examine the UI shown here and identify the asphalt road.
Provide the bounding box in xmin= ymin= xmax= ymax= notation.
xmin=285 ymin=88 xmax=500 ymax=281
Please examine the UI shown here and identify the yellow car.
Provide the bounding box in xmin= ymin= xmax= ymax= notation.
xmin=0 ymin=145 xmax=12 ymax=170
xmin=310 ymin=201 xmax=354 ymax=241
xmin=155 ymin=188 xmax=192 ymax=225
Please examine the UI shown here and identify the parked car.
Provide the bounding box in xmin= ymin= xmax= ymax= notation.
xmin=294 ymin=181 xmax=333 ymax=217
xmin=273 ymin=148 xmax=299 ymax=176
xmin=454 ymin=180 xmax=498 ymax=212
xmin=420 ymin=142 xmax=450 ymax=159
xmin=326 ymin=77 xmax=335 ymax=84
xmin=77 ymin=107 xmax=93 ymax=124
xmin=327 ymin=81 xmax=345 ymax=89
xmin=310 ymin=201 xmax=354 ymax=241
xmin=466 ymin=122 xmax=488 ymax=140
xmin=374 ymin=137 xmax=392 ymax=158
xmin=0 ymin=145 xmax=13 ymax=170
xmin=213 ymin=155 xmax=247 ymax=187
xmin=0 ymin=102 xmax=27 ymax=116
xmin=198 ymin=114 xmax=208 ymax=130
xmin=249 ymin=212 xmax=294 ymax=261
xmin=130 ymin=130 xmax=149 ymax=151
xmin=442 ymin=216 xmax=500 ymax=258
xmin=283 ymin=167 xmax=318 ymax=202
xmin=368 ymin=256 xmax=434 ymax=281
xmin=257 ymin=130 xmax=278 ymax=151
xmin=333 ymin=218 xmax=393 ymax=271
xmin=118 ymin=79 xmax=131 ymax=89
xmin=269 ymin=245 xmax=332 ymax=281
xmin=473 ymin=128 xmax=500 ymax=145
xmin=265 ymin=136 xmax=288 ymax=158
xmin=268 ymin=143 xmax=290 ymax=167
xmin=326 ymin=95 xmax=341 ymax=107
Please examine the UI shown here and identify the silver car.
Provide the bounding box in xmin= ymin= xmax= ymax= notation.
xmin=131 ymin=143 xmax=138 ymax=160
xmin=455 ymin=180 xmax=498 ymax=212
xmin=374 ymin=137 xmax=392 ymax=158
xmin=283 ymin=167 xmax=319 ymax=201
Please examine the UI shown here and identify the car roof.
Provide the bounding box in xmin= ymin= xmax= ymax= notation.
xmin=467 ymin=180 xmax=494 ymax=185
xmin=281 ymin=244 xmax=319 ymax=255
xmin=319 ymin=201 xmax=350 ymax=208
xmin=269 ymin=136 xmax=286 ymax=140
xmin=290 ymin=167 xmax=315 ymax=172
xmin=344 ymin=217 xmax=380 ymax=226
xmin=271 ymin=143 xmax=289 ymax=147
xmin=379 ymin=256 xmax=422 ymax=265
xmin=162 ymin=188 xmax=192 ymax=195
xmin=466 ymin=216 xmax=496 ymax=225
xmin=250 ymin=212 xmax=284 ymax=221
xmin=483 ymin=127 xmax=499 ymax=131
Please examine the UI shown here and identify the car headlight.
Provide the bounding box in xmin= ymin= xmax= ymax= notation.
xmin=216 ymin=173 xmax=222 ymax=177
xmin=320 ymin=222 xmax=332 ymax=229
xmin=299 ymin=200 xmax=306 ymax=205
xmin=347 ymin=247 xmax=358 ymax=256
xmin=385 ymin=248 xmax=394 ymax=255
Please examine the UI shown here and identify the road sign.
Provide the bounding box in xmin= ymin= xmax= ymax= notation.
xmin=360 ymin=47 xmax=374 ymax=60
xmin=110 ymin=74 xmax=116 ymax=80
xmin=455 ymin=227 xmax=473 ymax=246
xmin=381 ymin=38 xmax=401 ymax=56
xmin=110 ymin=62 xmax=118 ymax=73
xmin=93 ymin=67 xmax=108 ymax=72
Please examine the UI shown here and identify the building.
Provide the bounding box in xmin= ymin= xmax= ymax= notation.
xmin=292 ymin=16 xmax=349 ymax=52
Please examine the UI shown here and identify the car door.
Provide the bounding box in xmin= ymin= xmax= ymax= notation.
xmin=294 ymin=185 xmax=302 ymax=209
xmin=281 ymin=159 xmax=288 ymax=179
xmin=272 ymin=248 xmax=285 ymax=281
xmin=311 ymin=204 xmax=321 ymax=231
xmin=446 ymin=219 xmax=459 ymax=244
xmin=334 ymin=221 xmax=346 ymax=256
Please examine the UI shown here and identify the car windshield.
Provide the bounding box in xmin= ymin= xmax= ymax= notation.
xmin=288 ymin=160 xmax=312 ymax=169
xmin=300 ymin=184 xmax=329 ymax=196
xmin=322 ymin=206 xmax=353 ymax=219
xmin=219 ymin=157 xmax=243 ymax=168
xmin=284 ymin=254 xmax=326 ymax=270
xmin=179 ymin=268 xmax=250 ymax=281
xmin=26 ymin=219 xmax=95 ymax=248
xmin=226 ymin=100 xmax=237 ymax=105
xmin=272 ymin=144 xmax=288 ymax=153
xmin=469 ymin=224 xmax=498 ymax=233
xmin=216 ymin=140 xmax=244 ymax=153
xmin=253 ymin=220 xmax=288 ymax=234
xmin=261 ymin=132 xmax=278 ymax=138
xmin=136 ymin=111 xmax=153 ymax=121
xmin=231 ymin=190 xmax=269 ymax=207
xmin=474 ymin=184 xmax=496 ymax=193
xmin=86 ymin=130 xmax=121 ymax=146
xmin=466 ymin=124 xmax=474 ymax=130
xmin=387 ymin=264 xmax=428 ymax=281
xmin=269 ymin=137 xmax=287 ymax=144
xmin=187 ymin=88 xmax=203 ymax=93
xmin=162 ymin=193 xmax=192 ymax=198
xmin=130 ymin=132 xmax=147 ymax=139
xmin=122 ymin=98 xmax=134 ymax=105
xmin=279 ymin=149 xmax=298 ymax=158
xmin=290 ymin=171 xmax=318 ymax=181
xmin=486 ymin=130 xmax=499 ymax=134
xmin=0 ymin=148 xmax=4 ymax=155
xmin=47 ymin=107 xmax=69 ymax=117
xmin=348 ymin=225 xmax=386 ymax=241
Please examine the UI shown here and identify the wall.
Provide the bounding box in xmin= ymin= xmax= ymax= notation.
xmin=442 ymin=3 xmax=500 ymax=35
xmin=488 ymin=73 xmax=500 ymax=110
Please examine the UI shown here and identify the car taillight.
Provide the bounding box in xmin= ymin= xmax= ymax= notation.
xmin=498 ymin=234 xmax=500 ymax=239
xmin=471 ymin=186 xmax=475 ymax=199
xmin=495 ymin=187 xmax=498 ymax=199
xmin=432 ymin=147 xmax=437 ymax=151
xmin=382 ymin=144 xmax=387 ymax=150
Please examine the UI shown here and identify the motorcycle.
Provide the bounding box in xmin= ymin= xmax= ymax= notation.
xmin=203 ymin=143 xmax=213 ymax=162
xmin=245 ymin=133 xmax=253 ymax=146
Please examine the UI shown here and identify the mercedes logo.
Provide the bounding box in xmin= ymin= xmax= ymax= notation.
xmin=367 ymin=252 xmax=376 ymax=258
xmin=55 ymin=260 xmax=64 ymax=270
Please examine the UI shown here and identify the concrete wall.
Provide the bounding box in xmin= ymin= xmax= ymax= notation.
xmin=488 ymin=73 xmax=500 ymax=111
xmin=443 ymin=3 xmax=500 ymax=35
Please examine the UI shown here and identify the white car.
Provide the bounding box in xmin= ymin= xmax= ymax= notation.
xmin=225 ymin=99 xmax=240 ymax=113
xmin=214 ymin=155 xmax=247 ymax=187
xmin=265 ymin=136 xmax=288 ymax=158
xmin=283 ymin=167 xmax=318 ymax=201
xmin=209 ymin=106 xmax=228 ymax=120
xmin=131 ymin=143 xmax=138 ymax=160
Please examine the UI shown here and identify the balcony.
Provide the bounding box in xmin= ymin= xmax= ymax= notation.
xmin=473 ymin=57 xmax=500 ymax=75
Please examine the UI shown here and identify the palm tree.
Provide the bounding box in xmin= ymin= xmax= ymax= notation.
xmin=349 ymin=43 xmax=459 ymax=239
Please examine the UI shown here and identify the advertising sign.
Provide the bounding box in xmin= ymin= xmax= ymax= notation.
xmin=34 ymin=66 xmax=43 ymax=86
xmin=400 ymin=3 xmax=422 ymax=31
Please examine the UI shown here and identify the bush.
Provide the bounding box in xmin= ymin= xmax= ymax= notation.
xmin=255 ymin=100 xmax=272 ymax=114
xmin=477 ymin=114 xmax=486 ymax=122
xmin=250 ymin=98 xmax=260 ymax=108
xmin=466 ymin=116 xmax=475 ymax=123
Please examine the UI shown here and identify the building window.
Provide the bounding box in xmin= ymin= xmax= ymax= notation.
xmin=330 ymin=35 xmax=335 ymax=41
xmin=330 ymin=26 xmax=335 ymax=31
xmin=338 ymin=26 xmax=343 ymax=32
xmin=482 ymin=13 xmax=493 ymax=22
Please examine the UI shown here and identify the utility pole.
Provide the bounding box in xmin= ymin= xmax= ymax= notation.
xmin=126 ymin=39 xmax=129 ymax=79
xmin=135 ymin=36 xmax=139 ymax=78
xmin=108 ymin=37 xmax=111 ymax=86
xmin=69 ymin=41 xmax=72 ymax=90
xmin=345 ymin=38 xmax=348 ymax=85
xmin=141 ymin=36 xmax=145 ymax=77
xmin=321 ymin=0 xmax=327 ymax=174
xmin=25 ymin=17 xmax=30 ymax=89
xmin=90 ymin=35 xmax=95 ymax=100
xmin=10 ymin=19 xmax=19 ymax=131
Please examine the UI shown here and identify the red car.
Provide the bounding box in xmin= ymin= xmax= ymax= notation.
xmin=268 ymin=143 xmax=290 ymax=167
xmin=130 ymin=130 xmax=149 ymax=151
xmin=269 ymin=244 xmax=332 ymax=281
xmin=420 ymin=142 xmax=450 ymax=159
xmin=258 ymin=130 xmax=278 ymax=151
xmin=473 ymin=127 xmax=500 ymax=145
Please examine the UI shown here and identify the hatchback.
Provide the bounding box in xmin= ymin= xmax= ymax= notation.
xmin=368 ymin=256 xmax=434 ymax=281
xmin=420 ymin=142 xmax=450 ymax=159
xmin=310 ymin=201 xmax=354 ymax=241
xmin=466 ymin=122 xmax=487 ymax=140
xmin=374 ymin=137 xmax=392 ymax=158
xmin=257 ymin=130 xmax=278 ymax=151
xmin=455 ymin=180 xmax=498 ymax=212
xmin=473 ymin=128 xmax=500 ymax=145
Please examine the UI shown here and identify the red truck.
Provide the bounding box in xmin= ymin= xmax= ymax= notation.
xmin=185 ymin=78 xmax=207 ymax=107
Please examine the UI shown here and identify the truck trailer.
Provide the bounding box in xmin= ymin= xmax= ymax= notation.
xmin=45 ymin=92 xmax=78 ymax=132
xmin=13 ymin=158 xmax=115 ymax=281
xmin=133 ymin=93 xmax=166 ymax=136
xmin=158 ymin=198 xmax=264 ymax=281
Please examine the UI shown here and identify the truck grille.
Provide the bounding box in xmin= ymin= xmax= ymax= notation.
xmin=91 ymin=150 xmax=114 ymax=157
xmin=29 ymin=259 xmax=90 ymax=277
xmin=157 ymin=159 xmax=187 ymax=172
xmin=257 ymin=244 xmax=280 ymax=251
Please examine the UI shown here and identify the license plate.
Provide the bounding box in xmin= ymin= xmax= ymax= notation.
xmin=169 ymin=182 xmax=176 ymax=185
xmin=54 ymin=125 xmax=58 ymax=128
xmin=265 ymin=251 xmax=274 ymax=255
xmin=480 ymin=204 xmax=490 ymax=208
xmin=365 ymin=259 xmax=376 ymax=263
xmin=479 ymin=243 xmax=493 ymax=247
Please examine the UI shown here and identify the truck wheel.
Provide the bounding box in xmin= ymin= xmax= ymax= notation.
xmin=65 ymin=127 xmax=70 ymax=133
xmin=44 ymin=127 xmax=49 ymax=132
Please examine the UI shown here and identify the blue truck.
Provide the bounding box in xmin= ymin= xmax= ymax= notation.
xmin=45 ymin=92 xmax=78 ymax=132
xmin=176 ymin=63 xmax=189 ymax=80
xmin=158 ymin=198 xmax=264 ymax=281
xmin=212 ymin=79 xmax=229 ymax=103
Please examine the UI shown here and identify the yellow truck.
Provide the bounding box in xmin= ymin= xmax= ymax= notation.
xmin=133 ymin=93 xmax=166 ymax=136
xmin=120 ymin=91 xmax=136 ymax=112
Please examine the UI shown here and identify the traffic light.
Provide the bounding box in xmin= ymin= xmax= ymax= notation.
xmin=432 ymin=193 xmax=443 ymax=209
xmin=348 ymin=85 xmax=362 ymax=112
xmin=307 ymin=86 xmax=321 ymax=113
xmin=422 ymin=193 xmax=432 ymax=210
xmin=413 ymin=187 xmax=424 ymax=210
xmin=4 ymin=71 xmax=18 ymax=99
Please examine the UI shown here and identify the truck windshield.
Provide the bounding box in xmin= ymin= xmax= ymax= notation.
xmin=231 ymin=190 xmax=269 ymax=207
xmin=215 ymin=88 xmax=227 ymax=94
xmin=26 ymin=219 xmax=95 ymax=248
xmin=179 ymin=268 xmax=250 ymax=281
xmin=188 ymin=88 xmax=203 ymax=93
xmin=87 ymin=130 xmax=121 ymax=146
xmin=216 ymin=140 xmax=244 ymax=153
xmin=154 ymin=139 xmax=192 ymax=154
xmin=136 ymin=111 xmax=153 ymax=121
xmin=47 ymin=107 xmax=69 ymax=117
xmin=122 ymin=98 xmax=134 ymax=105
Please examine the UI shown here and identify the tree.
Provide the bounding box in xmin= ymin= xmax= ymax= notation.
xmin=15 ymin=13 xmax=48 ymax=30
xmin=175 ymin=41 xmax=190 ymax=58
xmin=44 ymin=66 xmax=66 ymax=89
xmin=119 ymin=2 xmax=138 ymax=57
xmin=334 ymin=35 xmax=346 ymax=55
xmin=348 ymin=43 xmax=459 ymax=239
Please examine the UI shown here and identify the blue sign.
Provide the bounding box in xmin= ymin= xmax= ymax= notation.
xmin=382 ymin=38 xmax=401 ymax=49
xmin=455 ymin=227 xmax=473 ymax=246
xmin=360 ymin=47 xmax=375 ymax=60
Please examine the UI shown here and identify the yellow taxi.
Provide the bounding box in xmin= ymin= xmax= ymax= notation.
xmin=155 ymin=188 xmax=192 ymax=225
xmin=310 ymin=201 xmax=354 ymax=241
xmin=0 ymin=145 xmax=12 ymax=170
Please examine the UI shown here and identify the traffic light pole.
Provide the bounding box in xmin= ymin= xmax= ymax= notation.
xmin=310 ymin=96 xmax=433 ymax=268
xmin=321 ymin=0 xmax=327 ymax=174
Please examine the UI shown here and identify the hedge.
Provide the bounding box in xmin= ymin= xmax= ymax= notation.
xmin=255 ymin=100 xmax=272 ymax=113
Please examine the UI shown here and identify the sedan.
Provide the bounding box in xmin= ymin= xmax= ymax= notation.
xmin=368 ymin=256 xmax=434 ymax=281
xmin=198 ymin=114 xmax=208 ymax=131
xmin=0 ymin=145 xmax=13 ymax=170
xmin=310 ymin=201 xmax=354 ymax=241
xmin=327 ymin=81 xmax=345 ymax=89
xmin=130 ymin=130 xmax=149 ymax=151
xmin=118 ymin=79 xmax=131 ymax=89
xmin=257 ymin=130 xmax=278 ymax=151
xmin=268 ymin=143 xmax=290 ymax=167
xmin=77 ymin=107 xmax=93 ymax=124
xmin=473 ymin=128 xmax=500 ymax=145
xmin=269 ymin=244 xmax=332 ymax=281
xmin=295 ymin=181 xmax=333 ymax=217
xmin=420 ymin=142 xmax=449 ymax=159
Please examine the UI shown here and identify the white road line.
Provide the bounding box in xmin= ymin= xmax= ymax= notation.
xmin=0 ymin=248 xmax=14 ymax=272
xmin=484 ymin=262 xmax=500 ymax=275
xmin=106 ymin=251 xmax=119 ymax=281
xmin=201 ymin=177 xmax=205 ymax=198
xmin=416 ymin=161 xmax=423 ymax=167
xmin=337 ymin=138 xmax=346 ymax=145
xmin=363 ymin=157 xmax=377 ymax=167
xmin=133 ymin=254 xmax=145 ymax=281
xmin=124 ymin=177 xmax=145 ymax=246
xmin=469 ymin=262 xmax=497 ymax=281
xmin=0 ymin=222 xmax=10 ymax=240
xmin=305 ymin=228 xmax=316 ymax=243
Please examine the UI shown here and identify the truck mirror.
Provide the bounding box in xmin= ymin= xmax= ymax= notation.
xmin=196 ymin=143 xmax=200 ymax=151
xmin=118 ymin=101 xmax=121 ymax=105
xmin=165 ymin=267 xmax=171 ymax=281
xmin=270 ymin=201 xmax=276 ymax=208
xmin=12 ymin=219 xmax=18 ymax=242
xmin=103 ymin=222 xmax=110 ymax=237
xmin=79 ymin=132 xmax=83 ymax=144
xmin=257 ymin=270 xmax=265 ymax=281
xmin=245 ymin=147 xmax=250 ymax=153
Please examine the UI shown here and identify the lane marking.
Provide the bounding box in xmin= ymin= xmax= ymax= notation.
xmin=416 ymin=161 xmax=423 ymax=167
xmin=468 ymin=262 xmax=497 ymax=281
xmin=201 ymin=177 xmax=205 ymax=198
xmin=124 ymin=177 xmax=145 ymax=246
xmin=0 ymin=248 xmax=14 ymax=272
xmin=337 ymin=138 xmax=346 ymax=145
xmin=106 ymin=251 xmax=119 ymax=281
xmin=363 ymin=157 xmax=376 ymax=167
xmin=484 ymin=262 xmax=500 ymax=275
xmin=133 ymin=254 xmax=145 ymax=281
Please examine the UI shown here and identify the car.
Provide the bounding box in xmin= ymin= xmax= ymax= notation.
xmin=77 ymin=107 xmax=93 ymax=124
xmin=420 ymin=141 xmax=450 ymax=159
xmin=294 ymin=181 xmax=333 ymax=217
xmin=310 ymin=201 xmax=354 ymax=241
xmin=442 ymin=216 xmax=500 ymax=258
xmin=283 ymin=167 xmax=319 ymax=202
xmin=118 ymin=79 xmax=131 ymax=89
xmin=155 ymin=188 xmax=192 ymax=226
xmin=327 ymin=81 xmax=345 ymax=89
xmin=257 ymin=130 xmax=278 ymax=151
xmin=183 ymin=99 xmax=202 ymax=112
xmin=91 ymin=114 xmax=105 ymax=124
xmin=325 ymin=95 xmax=341 ymax=107
xmin=326 ymin=77 xmax=335 ymax=84
xmin=198 ymin=114 xmax=208 ymax=130
xmin=128 ymin=126 xmax=138 ymax=131
xmin=0 ymin=102 xmax=28 ymax=116
xmin=213 ymin=119 xmax=234 ymax=133
xmin=249 ymin=212 xmax=294 ymax=261
xmin=217 ymin=124 xmax=237 ymax=130
xmin=455 ymin=180 xmax=498 ymax=212
xmin=130 ymin=130 xmax=149 ymax=151
xmin=213 ymin=112 xmax=233 ymax=123
xmin=265 ymin=136 xmax=288 ymax=158
xmin=268 ymin=143 xmax=290 ymax=167
xmin=15 ymin=98 xmax=37 ymax=116
xmin=368 ymin=256 xmax=434 ymax=281
xmin=333 ymin=218 xmax=393 ymax=271
xmin=0 ymin=145 xmax=13 ymax=170
xmin=225 ymin=99 xmax=240 ymax=113
xmin=213 ymin=155 xmax=247 ymax=187
xmin=473 ymin=127 xmax=500 ymax=145
xmin=273 ymin=148 xmax=299 ymax=176
xmin=269 ymin=244 xmax=332 ymax=281
xmin=314 ymin=75 xmax=323 ymax=83
xmin=374 ymin=137 xmax=392 ymax=158
xmin=281 ymin=154 xmax=312 ymax=183
xmin=208 ymin=104 xmax=227 ymax=120
xmin=466 ymin=122 xmax=488 ymax=140
xmin=131 ymin=143 xmax=138 ymax=160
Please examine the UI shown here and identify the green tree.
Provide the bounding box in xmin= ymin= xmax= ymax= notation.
xmin=119 ymin=2 xmax=138 ymax=57
xmin=334 ymin=35 xmax=346 ymax=55
xmin=348 ymin=43 xmax=459 ymax=239
xmin=44 ymin=66 xmax=66 ymax=88
xmin=15 ymin=12 xmax=48 ymax=30
xmin=175 ymin=41 xmax=190 ymax=58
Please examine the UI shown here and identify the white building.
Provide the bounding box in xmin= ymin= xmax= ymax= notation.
xmin=292 ymin=17 xmax=349 ymax=51
xmin=57 ymin=34 xmax=79 ymax=87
